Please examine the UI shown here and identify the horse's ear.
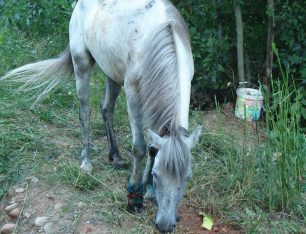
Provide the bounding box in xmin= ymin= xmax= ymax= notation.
xmin=184 ymin=126 xmax=202 ymax=149
xmin=148 ymin=129 xmax=165 ymax=149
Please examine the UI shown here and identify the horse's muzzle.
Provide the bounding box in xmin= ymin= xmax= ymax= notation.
xmin=156 ymin=223 xmax=176 ymax=233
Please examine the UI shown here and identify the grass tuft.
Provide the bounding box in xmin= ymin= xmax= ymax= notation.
xmin=59 ymin=159 xmax=100 ymax=191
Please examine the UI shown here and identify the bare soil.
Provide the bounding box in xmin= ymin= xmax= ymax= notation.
xmin=1 ymin=181 xmax=112 ymax=234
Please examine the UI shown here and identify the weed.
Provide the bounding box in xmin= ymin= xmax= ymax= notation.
xmin=59 ymin=159 xmax=100 ymax=191
xmin=257 ymin=44 xmax=306 ymax=212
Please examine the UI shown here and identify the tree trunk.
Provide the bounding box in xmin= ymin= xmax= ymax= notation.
xmin=264 ymin=0 xmax=275 ymax=92
xmin=234 ymin=1 xmax=245 ymax=83
xmin=245 ymin=51 xmax=251 ymax=82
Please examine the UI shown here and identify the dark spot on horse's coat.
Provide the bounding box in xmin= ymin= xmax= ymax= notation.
xmin=145 ymin=0 xmax=155 ymax=9
xmin=135 ymin=29 xmax=138 ymax=33
xmin=111 ymin=0 xmax=117 ymax=6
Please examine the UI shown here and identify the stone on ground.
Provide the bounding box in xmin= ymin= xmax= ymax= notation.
xmin=9 ymin=208 xmax=21 ymax=219
xmin=0 ymin=224 xmax=15 ymax=234
xmin=4 ymin=203 xmax=17 ymax=212
xmin=15 ymin=188 xmax=25 ymax=193
xmin=44 ymin=222 xmax=55 ymax=234
xmin=34 ymin=216 xmax=48 ymax=227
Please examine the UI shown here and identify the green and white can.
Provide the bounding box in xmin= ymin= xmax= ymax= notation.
xmin=235 ymin=88 xmax=263 ymax=121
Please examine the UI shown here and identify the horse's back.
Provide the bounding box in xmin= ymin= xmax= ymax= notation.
xmin=70 ymin=0 xmax=171 ymax=83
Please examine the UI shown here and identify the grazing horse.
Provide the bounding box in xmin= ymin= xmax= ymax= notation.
xmin=1 ymin=0 xmax=202 ymax=232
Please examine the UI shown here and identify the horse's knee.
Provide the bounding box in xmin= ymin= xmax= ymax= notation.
xmin=101 ymin=105 xmax=110 ymax=120
xmin=133 ymin=141 xmax=146 ymax=158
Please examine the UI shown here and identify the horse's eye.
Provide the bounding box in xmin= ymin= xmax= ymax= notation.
xmin=152 ymin=171 xmax=158 ymax=179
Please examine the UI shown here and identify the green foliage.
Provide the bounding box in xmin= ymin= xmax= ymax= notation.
xmin=173 ymin=0 xmax=235 ymax=107
xmin=173 ymin=0 xmax=305 ymax=114
xmin=276 ymin=1 xmax=306 ymax=78
xmin=0 ymin=0 xmax=74 ymax=37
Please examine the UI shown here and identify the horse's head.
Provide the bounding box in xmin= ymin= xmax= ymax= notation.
xmin=148 ymin=126 xmax=202 ymax=233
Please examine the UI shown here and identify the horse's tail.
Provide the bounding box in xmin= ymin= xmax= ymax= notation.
xmin=0 ymin=46 xmax=73 ymax=106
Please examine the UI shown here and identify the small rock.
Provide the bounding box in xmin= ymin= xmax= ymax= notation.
xmin=9 ymin=208 xmax=21 ymax=219
xmin=31 ymin=176 xmax=39 ymax=183
xmin=24 ymin=211 xmax=31 ymax=219
xmin=0 ymin=223 xmax=15 ymax=234
xmin=83 ymin=224 xmax=93 ymax=233
xmin=54 ymin=203 xmax=64 ymax=211
xmin=45 ymin=194 xmax=55 ymax=201
xmin=4 ymin=203 xmax=17 ymax=212
xmin=34 ymin=217 xmax=48 ymax=227
xmin=44 ymin=222 xmax=55 ymax=234
xmin=77 ymin=202 xmax=84 ymax=208
xmin=15 ymin=188 xmax=25 ymax=193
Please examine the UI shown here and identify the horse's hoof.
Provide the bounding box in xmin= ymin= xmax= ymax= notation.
xmin=144 ymin=185 xmax=155 ymax=201
xmin=80 ymin=161 xmax=93 ymax=173
xmin=127 ymin=190 xmax=143 ymax=213
xmin=112 ymin=158 xmax=130 ymax=169
xmin=144 ymin=192 xmax=155 ymax=201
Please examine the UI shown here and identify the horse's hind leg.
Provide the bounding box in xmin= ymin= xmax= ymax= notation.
xmin=101 ymin=77 xmax=129 ymax=168
xmin=72 ymin=50 xmax=94 ymax=172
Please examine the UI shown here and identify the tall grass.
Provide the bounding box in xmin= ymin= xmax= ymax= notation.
xmin=258 ymin=44 xmax=305 ymax=212
xmin=188 ymin=44 xmax=305 ymax=232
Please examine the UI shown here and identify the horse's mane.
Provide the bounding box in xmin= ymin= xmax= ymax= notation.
xmin=138 ymin=1 xmax=191 ymax=133
xmin=159 ymin=129 xmax=191 ymax=182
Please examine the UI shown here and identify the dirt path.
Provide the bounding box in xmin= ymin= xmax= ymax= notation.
xmin=1 ymin=179 xmax=112 ymax=234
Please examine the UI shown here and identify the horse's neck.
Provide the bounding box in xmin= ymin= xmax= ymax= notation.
xmin=173 ymin=30 xmax=194 ymax=130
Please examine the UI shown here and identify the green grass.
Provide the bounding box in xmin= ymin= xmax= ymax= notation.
xmin=0 ymin=27 xmax=305 ymax=233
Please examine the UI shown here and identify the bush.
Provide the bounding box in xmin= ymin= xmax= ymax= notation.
xmin=0 ymin=0 xmax=74 ymax=37
xmin=173 ymin=0 xmax=306 ymax=114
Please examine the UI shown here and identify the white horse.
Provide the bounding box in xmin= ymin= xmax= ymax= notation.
xmin=1 ymin=0 xmax=202 ymax=232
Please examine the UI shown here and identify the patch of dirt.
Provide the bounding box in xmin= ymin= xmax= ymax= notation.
xmin=177 ymin=205 xmax=240 ymax=234
xmin=0 ymin=179 xmax=112 ymax=234
xmin=203 ymin=103 xmax=265 ymax=146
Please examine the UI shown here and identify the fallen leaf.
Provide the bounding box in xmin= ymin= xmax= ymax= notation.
xmin=200 ymin=212 xmax=214 ymax=231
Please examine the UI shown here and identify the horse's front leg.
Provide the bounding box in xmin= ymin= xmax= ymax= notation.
xmin=142 ymin=147 xmax=157 ymax=201
xmin=72 ymin=51 xmax=94 ymax=172
xmin=125 ymin=82 xmax=146 ymax=212
xmin=101 ymin=77 xmax=129 ymax=168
